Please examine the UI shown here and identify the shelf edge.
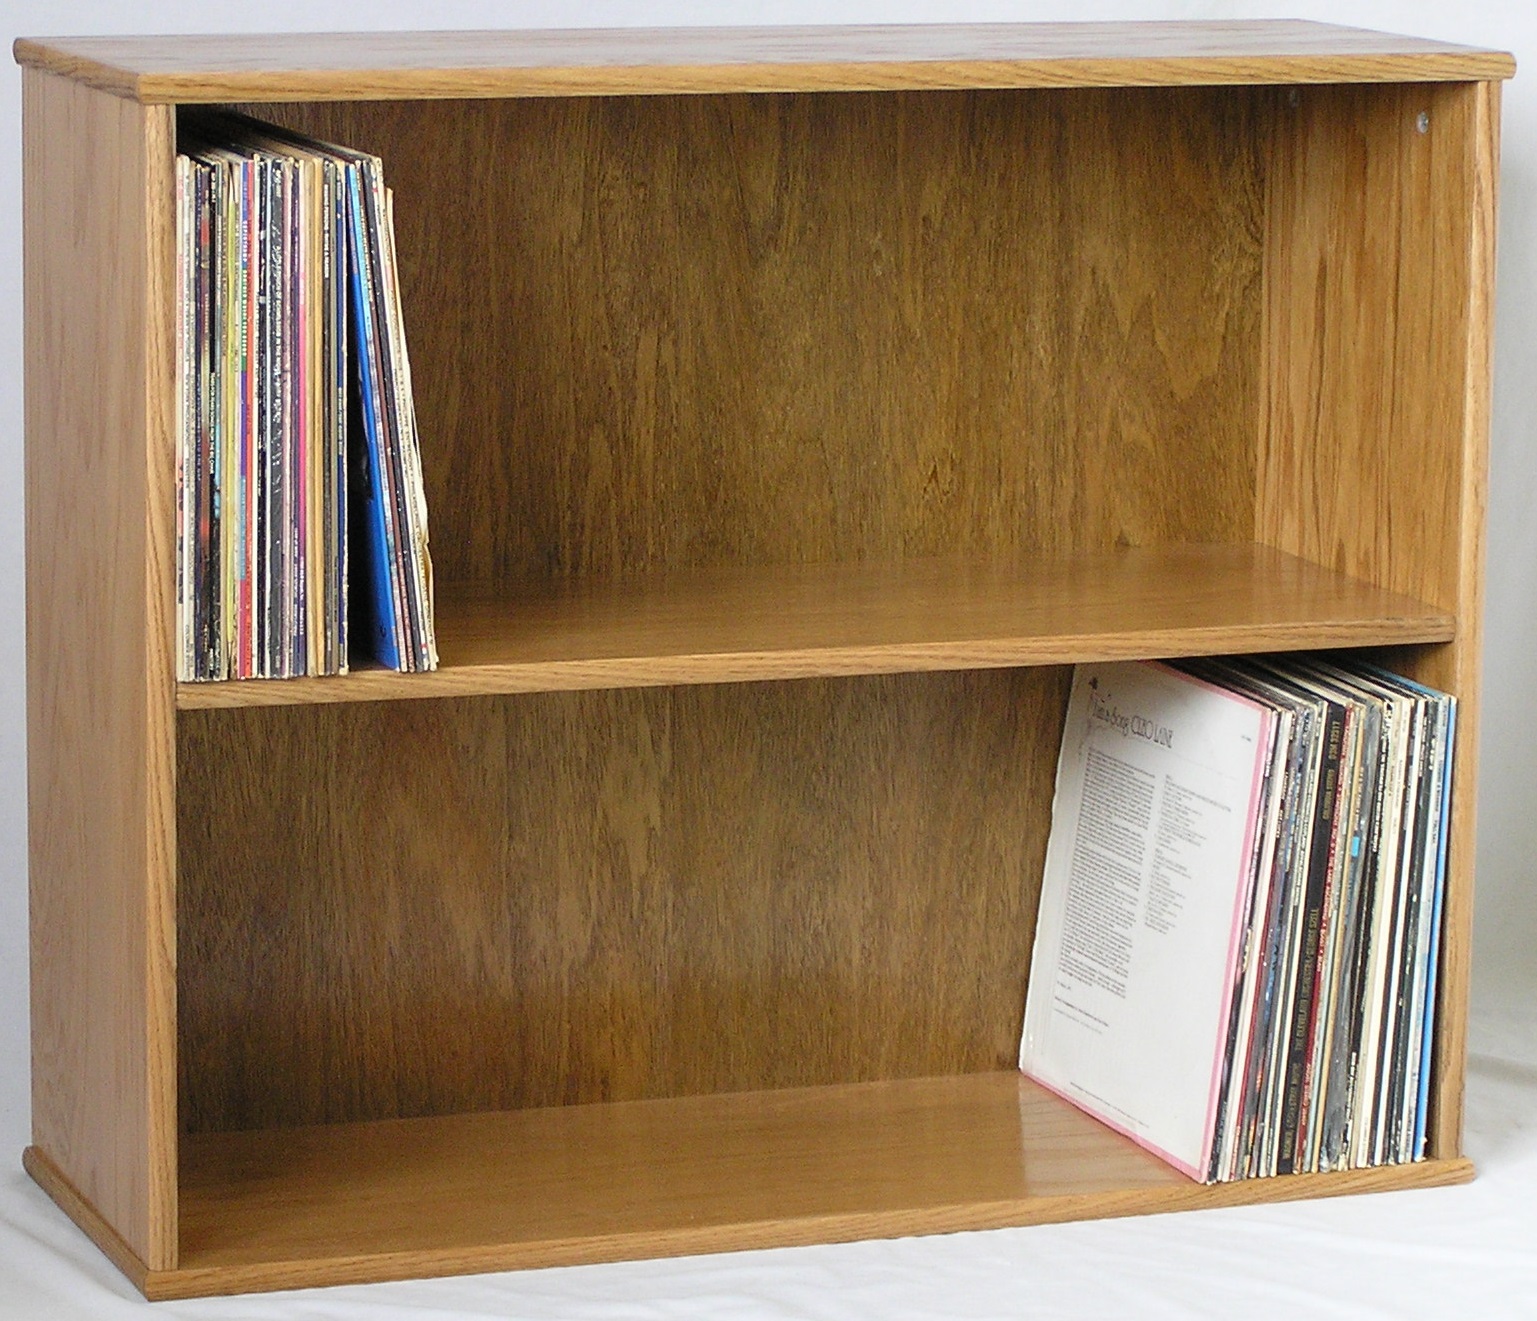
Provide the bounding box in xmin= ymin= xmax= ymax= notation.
xmin=175 ymin=617 xmax=1456 ymax=710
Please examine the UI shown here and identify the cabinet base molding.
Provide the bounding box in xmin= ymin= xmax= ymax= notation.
xmin=22 ymin=1146 xmax=154 ymax=1295
xmin=25 ymin=1076 xmax=1479 ymax=1300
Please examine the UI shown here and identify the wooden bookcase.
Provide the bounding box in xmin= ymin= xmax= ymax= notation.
xmin=15 ymin=21 xmax=1512 ymax=1300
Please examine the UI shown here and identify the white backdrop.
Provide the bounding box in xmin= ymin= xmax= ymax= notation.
xmin=1 ymin=2 xmax=1534 ymax=1317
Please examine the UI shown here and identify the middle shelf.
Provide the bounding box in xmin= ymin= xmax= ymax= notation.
xmin=176 ymin=541 xmax=1453 ymax=709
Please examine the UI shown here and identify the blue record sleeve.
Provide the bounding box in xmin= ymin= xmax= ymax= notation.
xmin=344 ymin=163 xmax=401 ymax=670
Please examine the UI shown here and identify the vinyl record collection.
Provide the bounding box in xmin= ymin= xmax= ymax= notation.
xmin=1182 ymin=656 xmax=1455 ymax=1181
xmin=175 ymin=111 xmax=437 ymax=681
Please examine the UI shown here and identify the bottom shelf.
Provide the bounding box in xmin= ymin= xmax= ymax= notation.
xmin=31 ymin=1072 xmax=1474 ymax=1299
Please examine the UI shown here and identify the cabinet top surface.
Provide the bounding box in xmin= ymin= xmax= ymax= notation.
xmin=14 ymin=20 xmax=1514 ymax=103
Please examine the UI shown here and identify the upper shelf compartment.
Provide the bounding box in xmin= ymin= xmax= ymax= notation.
xmin=175 ymin=543 xmax=1453 ymax=709
xmin=14 ymin=21 xmax=1515 ymax=104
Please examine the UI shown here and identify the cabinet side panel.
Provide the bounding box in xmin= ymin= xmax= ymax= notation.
xmin=24 ymin=70 xmax=179 ymax=1267
xmin=1257 ymin=81 xmax=1496 ymax=1158
xmin=248 ymin=88 xmax=1262 ymax=578
xmin=177 ymin=672 xmax=1063 ymax=1132
xmin=1417 ymin=81 xmax=1495 ymax=1162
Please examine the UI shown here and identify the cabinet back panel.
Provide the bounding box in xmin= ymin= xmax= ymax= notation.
xmin=177 ymin=669 xmax=1066 ymax=1133
xmin=236 ymin=87 xmax=1263 ymax=581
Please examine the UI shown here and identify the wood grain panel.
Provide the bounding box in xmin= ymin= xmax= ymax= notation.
xmin=173 ymin=545 xmax=1454 ymax=709
xmin=23 ymin=69 xmax=179 ymax=1270
xmin=156 ymin=1074 xmax=1472 ymax=1297
xmin=1256 ymin=80 xmax=1498 ymax=1159
xmin=176 ymin=670 xmax=1064 ymax=1133
xmin=1418 ymin=80 xmax=1498 ymax=1166
xmin=14 ymin=22 xmax=1515 ymax=104
xmin=251 ymin=86 xmax=1261 ymax=583
xmin=1258 ymin=82 xmax=1482 ymax=606
xmin=20 ymin=24 xmax=1503 ymax=1297
xmin=22 ymin=1146 xmax=153 ymax=1294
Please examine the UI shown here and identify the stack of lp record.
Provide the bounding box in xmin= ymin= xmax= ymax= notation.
xmin=175 ymin=110 xmax=437 ymax=681
xmin=1020 ymin=655 xmax=1454 ymax=1183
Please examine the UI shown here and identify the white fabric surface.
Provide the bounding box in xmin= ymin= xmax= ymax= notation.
xmin=1 ymin=985 xmax=1531 ymax=1321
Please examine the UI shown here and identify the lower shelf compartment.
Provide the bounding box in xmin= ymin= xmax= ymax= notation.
xmin=45 ymin=1072 xmax=1456 ymax=1297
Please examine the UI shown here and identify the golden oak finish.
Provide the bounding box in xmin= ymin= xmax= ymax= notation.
xmin=22 ymin=1147 xmax=154 ymax=1293
xmin=176 ymin=670 xmax=1062 ymax=1131
xmin=256 ymin=87 xmax=1262 ymax=587
xmin=1257 ymin=83 xmax=1485 ymax=612
xmin=23 ymin=69 xmax=179 ymax=1271
xmin=17 ymin=20 xmax=1510 ymax=1300
xmin=1426 ymin=80 xmax=1500 ymax=1159
xmin=156 ymin=1074 xmax=1473 ymax=1299
xmin=13 ymin=22 xmax=1514 ymax=104
xmin=1255 ymin=79 xmax=1500 ymax=1157
xmin=175 ymin=546 xmax=1453 ymax=709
